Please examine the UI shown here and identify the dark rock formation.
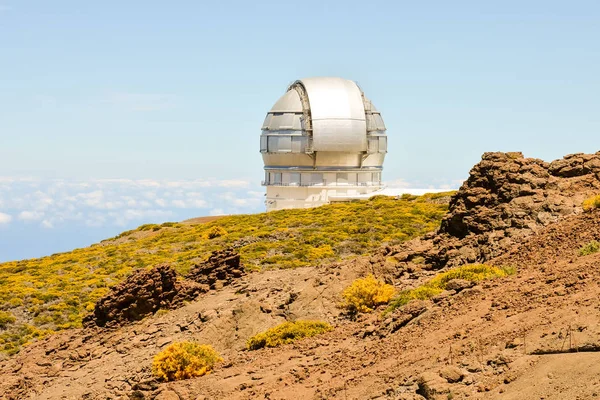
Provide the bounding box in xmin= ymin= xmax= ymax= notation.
xmin=84 ymin=249 xmax=245 ymax=328
xmin=186 ymin=249 xmax=245 ymax=290
xmin=383 ymin=151 xmax=600 ymax=272
xmin=83 ymin=265 xmax=200 ymax=327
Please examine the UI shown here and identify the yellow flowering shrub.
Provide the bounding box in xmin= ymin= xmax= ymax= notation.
xmin=152 ymin=342 xmax=223 ymax=381
xmin=0 ymin=311 xmax=16 ymax=329
xmin=247 ymin=320 xmax=332 ymax=350
xmin=386 ymin=264 xmax=515 ymax=314
xmin=579 ymin=240 xmax=600 ymax=256
xmin=583 ymin=195 xmax=600 ymax=212
xmin=341 ymin=275 xmax=395 ymax=313
xmin=205 ymin=226 xmax=227 ymax=239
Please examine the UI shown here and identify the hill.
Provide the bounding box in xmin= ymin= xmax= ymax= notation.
xmin=2 ymin=151 xmax=600 ymax=399
xmin=0 ymin=193 xmax=451 ymax=355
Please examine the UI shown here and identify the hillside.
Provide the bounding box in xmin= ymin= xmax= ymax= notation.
xmin=0 ymin=193 xmax=451 ymax=356
xmin=1 ymin=151 xmax=600 ymax=400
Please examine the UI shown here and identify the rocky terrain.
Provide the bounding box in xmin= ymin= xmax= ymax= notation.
xmin=1 ymin=151 xmax=600 ymax=399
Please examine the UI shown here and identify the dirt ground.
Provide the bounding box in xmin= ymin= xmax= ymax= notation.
xmin=2 ymin=209 xmax=600 ymax=399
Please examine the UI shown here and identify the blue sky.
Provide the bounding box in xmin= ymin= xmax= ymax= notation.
xmin=1 ymin=1 xmax=599 ymax=261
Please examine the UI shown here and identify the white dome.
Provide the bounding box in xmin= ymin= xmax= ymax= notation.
xmin=260 ymin=77 xmax=387 ymax=211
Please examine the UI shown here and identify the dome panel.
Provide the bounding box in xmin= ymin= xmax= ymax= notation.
xmin=299 ymin=77 xmax=367 ymax=152
xmin=269 ymin=89 xmax=302 ymax=113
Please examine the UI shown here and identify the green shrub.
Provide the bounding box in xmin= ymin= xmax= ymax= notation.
xmin=341 ymin=275 xmax=395 ymax=313
xmin=583 ymin=195 xmax=600 ymax=212
xmin=152 ymin=342 xmax=223 ymax=381
xmin=386 ymin=264 xmax=515 ymax=314
xmin=247 ymin=320 xmax=332 ymax=350
xmin=579 ymin=240 xmax=600 ymax=256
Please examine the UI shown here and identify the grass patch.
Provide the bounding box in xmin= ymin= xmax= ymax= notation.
xmin=247 ymin=320 xmax=332 ymax=350
xmin=583 ymin=195 xmax=600 ymax=212
xmin=341 ymin=275 xmax=395 ymax=313
xmin=152 ymin=342 xmax=223 ymax=381
xmin=579 ymin=240 xmax=600 ymax=256
xmin=385 ymin=264 xmax=515 ymax=314
xmin=0 ymin=193 xmax=452 ymax=355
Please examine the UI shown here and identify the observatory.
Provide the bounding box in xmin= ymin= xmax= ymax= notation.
xmin=260 ymin=77 xmax=387 ymax=211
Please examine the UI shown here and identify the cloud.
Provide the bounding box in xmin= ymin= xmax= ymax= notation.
xmin=18 ymin=210 xmax=44 ymax=221
xmin=218 ymin=180 xmax=251 ymax=188
xmin=0 ymin=212 xmax=12 ymax=225
xmin=0 ymin=177 xmax=263 ymax=230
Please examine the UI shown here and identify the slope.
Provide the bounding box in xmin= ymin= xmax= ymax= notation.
xmin=0 ymin=193 xmax=451 ymax=355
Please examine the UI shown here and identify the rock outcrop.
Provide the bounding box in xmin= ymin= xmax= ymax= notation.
xmin=186 ymin=249 xmax=245 ymax=290
xmin=83 ymin=265 xmax=201 ymax=327
xmin=84 ymin=249 xmax=246 ymax=327
xmin=384 ymin=151 xmax=600 ymax=272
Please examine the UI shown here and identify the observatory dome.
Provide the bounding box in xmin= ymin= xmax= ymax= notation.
xmin=260 ymin=77 xmax=387 ymax=211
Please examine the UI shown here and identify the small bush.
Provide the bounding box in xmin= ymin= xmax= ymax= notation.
xmin=152 ymin=342 xmax=223 ymax=381
xmin=247 ymin=320 xmax=332 ymax=350
xmin=583 ymin=195 xmax=600 ymax=212
xmin=205 ymin=226 xmax=227 ymax=239
xmin=0 ymin=311 xmax=16 ymax=329
xmin=386 ymin=264 xmax=515 ymax=313
xmin=341 ymin=275 xmax=395 ymax=313
xmin=579 ymin=240 xmax=600 ymax=256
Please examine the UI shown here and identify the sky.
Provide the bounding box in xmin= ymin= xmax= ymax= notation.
xmin=1 ymin=1 xmax=599 ymax=261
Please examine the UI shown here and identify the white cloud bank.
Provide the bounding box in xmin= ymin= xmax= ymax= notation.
xmin=0 ymin=176 xmax=459 ymax=230
xmin=0 ymin=212 xmax=12 ymax=225
xmin=0 ymin=177 xmax=261 ymax=229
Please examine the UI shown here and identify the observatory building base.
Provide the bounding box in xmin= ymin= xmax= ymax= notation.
xmin=265 ymin=185 xmax=383 ymax=212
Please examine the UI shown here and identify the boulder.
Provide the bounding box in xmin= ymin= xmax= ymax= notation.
xmin=439 ymin=366 xmax=465 ymax=383
xmin=444 ymin=279 xmax=475 ymax=292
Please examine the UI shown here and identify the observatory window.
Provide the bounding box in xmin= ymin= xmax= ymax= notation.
xmin=289 ymin=172 xmax=300 ymax=185
xmin=368 ymin=138 xmax=378 ymax=153
xmin=337 ymin=173 xmax=348 ymax=185
xmin=379 ymin=137 xmax=387 ymax=152
xmin=291 ymin=137 xmax=303 ymax=153
xmin=348 ymin=172 xmax=357 ymax=185
xmin=358 ymin=173 xmax=370 ymax=184
xmin=267 ymin=136 xmax=277 ymax=152
xmin=278 ymin=136 xmax=292 ymax=152
xmin=260 ymin=136 xmax=268 ymax=152
xmin=311 ymin=173 xmax=323 ymax=185
xmin=273 ymin=173 xmax=282 ymax=184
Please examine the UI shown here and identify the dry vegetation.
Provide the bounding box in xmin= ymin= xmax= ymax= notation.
xmin=583 ymin=194 xmax=600 ymax=211
xmin=246 ymin=320 xmax=333 ymax=350
xmin=0 ymin=193 xmax=452 ymax=355
xmin=385 ymin=264 xmax=516 ymax=314
xmin=341 ymin=275 xmax=395 ymax=313
xmin=579 ymin=240 xmax=600 ymax=256
xmin=152 ymin=342 xmax=223 ymax=381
